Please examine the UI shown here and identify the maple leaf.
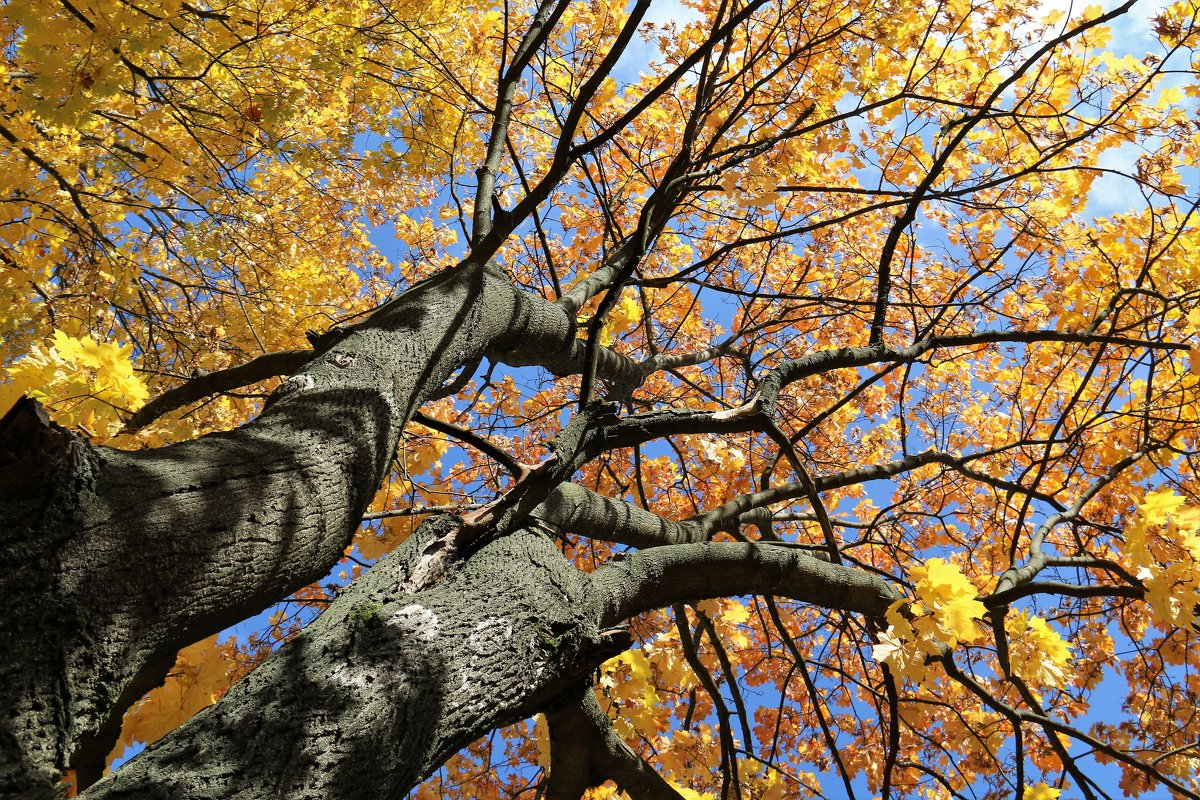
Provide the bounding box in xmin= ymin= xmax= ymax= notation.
xmin=911 ymin=558 xmax=987 ymax=647
xmin=936 ymin=596 xmax=989 ymax=644
xmin=872 ymin=629 xmax=929 ymax=683
xmin=1006 ymin=612 xmax=1074 ymax=689
xmin=1139 ymin=487 xmax=1187 ymax=523
xmin=598 ymin=292 xmax=641 ymax=346
xmin=1025 ymin=782 xmax=1061 ymax=800
xmin=1 ymin=330 xmax=148 ymax=437
xmin=668 ymin=783 xmax=716 ymax=800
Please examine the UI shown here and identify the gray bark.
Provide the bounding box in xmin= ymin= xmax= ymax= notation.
xmin=79 ymin=519 xmax=623 ymax=800
xmin=75 ymin=512 xmax=893 ymax=799
xmin=0 ymin=259 xmax=898 ymax=799
xmin=545 ymin=687 xmax=686 ymax=800
xmin=0 ymin=262 xmax=580 ymax=795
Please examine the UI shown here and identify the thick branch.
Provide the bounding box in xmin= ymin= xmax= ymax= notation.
xmin=545 ymin=686 xmax=686 ymax=800
xmin=533 ymin=483 xmax=703 ymax=548
xmin=497 ymin=335 xmax=643 ymax=396
xmin=81 ymin=523 xmax=625 ymax=800
xmin=0 ymin=261 xmax=605 ymax=794
xmin=535 ymin=436 xmax=1069 ymax=553
xmin=589 ymin=542 xmax=897 ymax=627
xmin=639 ymin=340 xmax=747 ymax=377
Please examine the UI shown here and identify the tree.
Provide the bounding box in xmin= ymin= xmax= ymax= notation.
xmin=2 ymin=0 xmax=1200 ymax=796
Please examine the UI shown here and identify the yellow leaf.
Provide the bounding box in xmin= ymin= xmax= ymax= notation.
xmin=3 ymin=330 xmax=148 ymax=437
xmin=723 ymin=600 xmax=751 ymax=625
xmin=1144 ymin=563 xmax=1200 ymax=628
xmin=911 ymin=558 xmax=987 ymax=646
xmin=1158 ymin=86 xmax=1184 ymax=107
xmin=937 ymin=596 xmax=989 ymax=643
xmin=872 ymin=629 xmax=928 ymax=683
xmin=598 ymin=292 xmax=641 ymax=346
xmin=1026 ymin=782 xmax=1061 ymax=800
xmin=668 ymin=782 xmax=716 ymax=800
xmin=1140 ymin=487 xmax=1186 ymax=525
xmin=1006 ymin=612 xmax=1073 ymax=688
xmin=623 ymin=649 xmax=652 ymax=681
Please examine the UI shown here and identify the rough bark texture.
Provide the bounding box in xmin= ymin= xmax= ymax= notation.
xmin=73 ymin=524 xmax=895 ymax=799
xmin=545 ymin=687 xmax=686 ymax=800
xmin=0 ymin=260 xmax=900 ymax=799
xmin=75 ymin=517 xmax=894 ymax=799
xmin=79 ymin=518 xmax=621 ymax=800
xmin=590 ymin=541 xmax=897 ymax=627
xmin=0 ymin=262 xmax=581 ymax=796
xmin=0 ymin=399 xmax=104 ymax=800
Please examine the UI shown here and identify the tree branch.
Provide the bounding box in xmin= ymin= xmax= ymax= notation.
xmin=545 ymin=685 xmax=687 ymax=800
xmin=79 ymin=523 xmax=629 ymax=799
xmin=533 ymin=483 xmax=703 ymax=547
xmin=865 ymin=0 xmax=1136 ymax=343
xmin=755 ymin=330 xmax=1188 ymax=415
xmin=590 ymin=542 xmax=897 ymax=627
xmin=2 ymin=261 xmax=620 ymax=792
xmin=122 ymin=350 xmax=309 ymax=431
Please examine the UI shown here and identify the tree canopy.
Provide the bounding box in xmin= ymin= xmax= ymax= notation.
xmin=2 ymin=0 xmax=1200 ymax=797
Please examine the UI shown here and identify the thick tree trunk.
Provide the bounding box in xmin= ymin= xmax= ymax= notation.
xmin=0 ymin=261 xmax=584 ymax=796
xmin=72 ymin=514 xmax=895 ymax=800
xmin=0 ymin=257 xmax=900 ymax=799
xmin=78 ymin=517 xmax=624 ymax=799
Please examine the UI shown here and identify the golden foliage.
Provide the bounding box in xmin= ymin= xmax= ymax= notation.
xmin=5 ymin=0 xmax=1200 ymax=794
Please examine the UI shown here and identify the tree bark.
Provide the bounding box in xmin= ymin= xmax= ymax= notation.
xmin=78 ymin=518 xmax=625 ymax=800
xmin=0 ymin=258 xmax=898 ymax=798
xmin=75 ymin=508 xmax=894 ymax=799
xmin=0 ymin=261 xmax=584 ymax=795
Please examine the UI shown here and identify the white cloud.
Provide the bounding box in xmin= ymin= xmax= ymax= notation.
xmin=1086 ymin=142 xmax=1147 ymax=215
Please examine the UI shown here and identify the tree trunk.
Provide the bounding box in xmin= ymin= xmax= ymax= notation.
xmin=0 ymin=258 xmax=900 ymax=799
xmin=78 ymin=517 xmax=625 ymax=799
xmin=0 ymin=261 xmax=585 ymax=796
